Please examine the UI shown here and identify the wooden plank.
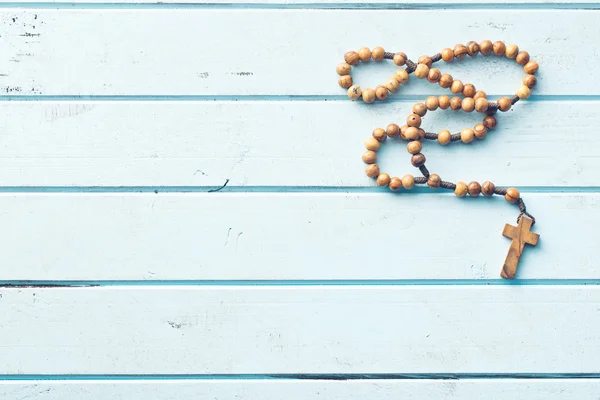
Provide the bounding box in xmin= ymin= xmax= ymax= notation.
xmin=0 ymin=100 xmax=596 ymax=187
xmin=0 ymin=286 xmax=599 ymax=374
xmin=2 ymin=379 xmax=600 ymax=400
xmin=0 ymin=10 xmax=596 ymax=96
xmin=0 ymin=192 xmax=595 ymax=280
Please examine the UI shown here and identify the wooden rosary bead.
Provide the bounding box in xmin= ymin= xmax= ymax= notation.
xmin=461 ymin=128 xmax=475 ymax=143
xmin=376 ymin=173 xmax=391 ymax=187
xmin=412 ymin=103 xmax=428 ymax=117
xmin=362 ymin=150 xmax=377 ymax=164
xmin=386 ymin=78 xmax=400 ymax=92
xmin=438 ymin=95 xmax=450 ymax=109
xmin=450 ymin=96 xmax=462 ymax=111
xmin=492 ymin=41 xmax=506 ymax=56
xmin=483 ymin=115 xmax=497 ymax=129
xmin=375 ymin=85 xmax=389 ymax=100
xmin=454 ymin=182 xmax=468 ymax=197
xmin=473 ymin=90 xmax=487 ymax=100
xmin=365 ymin=164 xmax=380 ymax=178
xmin=344 ymin=51 xmax=360 ymax=65
xmin=453 ymin=44 xmax=468 ymax=59
xmin=336 ymin=62 xmax=351 ymax=75
xmin=393 ymin=52 xmax=407 ymax=66
xmin=505 ymin=187 xmax=520 ymax=203
xmin=362 ymin=88 xmax=376 ymax=103
xmin=373 ymin=127 xmax=387 ymax=142
xmin=425 ymin=96 xmax=439 ymax=111
xmin=407 ymin=113 xmax=422 ymax=127
xmin=386 ymin=123 xmax=400 ymax=138
xmin=418 ymin=55 xmax=433 ymax=68
xmin=505 ymin=44 xmax=519 ymax=59
xmin=395 ymin=69 xmax=409 ymax=84
xmin=462 ymin=84 xmax=476 ymax=98
xmin=427 ymin=68 xmax=442 ymax=83
xmin=407 ymin=141 xmax=422 ymax=154
xmin=479 ymin=40 xmax=493 ymax=55
xmin=481 ymin=181 xmax=496 ymax=196
xmin=475 ymin=97 xmax=489 ymax=112
xmin=474 ymin=123 xmax=487 ymax=139
xmin=389 ymin=176 xmax=403 ymax=191
xmin=414 ymin=63 xmax=429 ymax=79
xmin=400 ymin=124 xmax=409 ymax=139
xmin=524 ymin=60 xmax=539 ymax=74
xmin=358 ymin=47 xmax=372 ymax=62
xmin=523 ymin=74 xmax=537 ymax=88
xmin=405 ymin=127 xmax=420 ymax=140
xmin=466 ymin=41 xmax=480 ymax=56
xmin=372 ymin=46 xmax=385 ymax=61
xmin=450 ymin=80 xmax=464 ymax=94
xmin=338 ymin=75 xmax=353 ymax=88
xmin=516 ymin=51 xmax=530 ymax=66
xmin=365 ymin=137 xmax=381 ymax=151
xmin=411 ymin=153 xmax=426 ymax=167
xmin=442 ymin=48 xmax=454 ymax=62
xmin=438 ymin=129 xmax=451 ymax=145
xmin=439 ymin=73 xmax=453 ymax=88
xmin=417 ymin=128 xmax=425 ymax=140
xmin=468 ymin=181 xmax=481 ymax=196
xmin=462 ymin=97 xmax=475 ymax=112
xmin=427 ymin=174 xmax=442 ymax=188
xmin=347 ymin=85 xmax=362 ymax=100
xmin=402 ymin=174 xmax=415 ymax=189
xmin=516 ymin=84 xmax=531 ymax=99
xmin=498 ymin=97 xmax=512 ymax=112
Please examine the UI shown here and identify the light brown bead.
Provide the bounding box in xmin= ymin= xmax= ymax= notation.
xmin=438 ymin=95 xmax=450 ymax=109
xmin=362 ymin=150 xmax=377 ymax=164
xmin=372 ymin=127 xmax=386 ymax=142
xmin=412 ymin=103 xmax=427 ymax=117
xmin=400 ymin=124 xmax=409 ymax=140
xmin=411 ymin=153 xmax=426 ymax=167
xmin=427 ymin=174 xmax=442 ymax=188
xmin=377 ymin=173 xmax=391 ymax=187
xmin=473 ymin=90 xmax=487 ymax=100
xmin=414 ymin=64 xmax=429 ymax=79
xmin=357 ymin=47 xmax=371 ymax=62
xmin=395 ymin=69 xmax=409 ymax=84
xmin=505 ymin=44 xmax=519 ymax=59
xmin=462 ymin=84 xmax=476 ymax=98
xmin=365 ymin=137 xmax=381 ymax=151
xmin=407 ymin=141 xmax=422 ymax=154
xmin=347 ymin=85 xmax=362 ymax=100
xmin=427 ymin=68 xmax=441 ymax=83
xmin=437 ymin=129 xmax=451 ymax=145
xmin=402 ymin=174 xmax=415 ymax=189
xmin=523 ymin=74 xmax=537 ymax=88
xmin=389 ymin=176 xmax=402 ymax=191
xmin=418 ymin=55 xmax=433 ymax=68
xmin=483 ymin=115 xmax=497 ymax=130
xmin=338 ymin=75 xmax=353 ymax=88
xmin=450 ymin=80 xmax=464 ymax=94
xmin=362 ymin=88 xmax=376 ymax=103
xmin=492 ymin=41 xmax=506 ymax=56
xmin=461 ymin=128 xmax=474 ymax=143
xmin=475 ymin=98 xmax=489 ymax=113
xmin=505 ymin=188 xmax=520 ymax=203
xmin=474 ymin=123 xmax=487 ymax=139
xmin=455 ymin=182 xmax=468 ymax=197
xmin=386 ymin=123 xmax=400 ymax=138
xmin=516 ymin=84 xmax=531 ymax=99
xmin=425 ymin=96 xmax=439 ymax=111
xmin=462 ymin=98 xmax=475 ymax=112
xmin=404 ymin=127 xmax=420 ymax=141
xmin=417 ymin=128 xmax=425 ymax=140
xmin=498 ymin=97 xmax=511 ymax=112
xmin=393 ymin=52 xmax=407 ymax=66
xmin=336 ymin=62 xmax=351 ymax=75
xmin=468 ymin=181 xmax=481 ymax=196
xmin=371 ymin=46 xmax=385 ymax=61
xmin=344 ymin=51 xmax=360 ymax=65
xmin=524 ymin=60 xmax=539 ymax=74
xmin=442 ymin=48 xmax=454 ymax=62
xmin=439 ymin=73 xmax=453 ymax=88
xmin=407 ymin=114 xmax=422 ymax=128
xmin=450 ymin=96 xmax=462 ymax=111
xmin=365 ymin=164 xmax=380 ymax=178
xmin=453 ymin=44 xmax=467 ymax=59
xmin=386 ymin=78 xmax=400 ymax=92
xmin=516 ymin=51 xmax=530 ymax=66
xmin=375 ymin=85 xmax=389 ymax=101
xmin=479 ymin=40 xmax=493 ymax=55
xmin=481 ymin=181 xmax=496 ymax=196
xmin=466 ymin=41 xmax=480 ymax=56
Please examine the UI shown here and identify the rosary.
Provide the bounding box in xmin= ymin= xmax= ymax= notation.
xmin=336 ymin=40 xmax=540 ymax=279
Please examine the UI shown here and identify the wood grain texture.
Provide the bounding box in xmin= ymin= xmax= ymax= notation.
xmin=1 ymin=286 xmax=599 ymax=374
xmin=0 ymin=10 xmax=595 ymax=96
xmin=2 ymin=379 xmax=600 ymax=400
xmin=0 ymin=192 xmax=595 ymax=280
xmin=0 ymin=100 xmax=595 ymax=187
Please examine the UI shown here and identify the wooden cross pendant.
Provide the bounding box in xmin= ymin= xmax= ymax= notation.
xmin=501 ymin=216 xmax=539 ymax=279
